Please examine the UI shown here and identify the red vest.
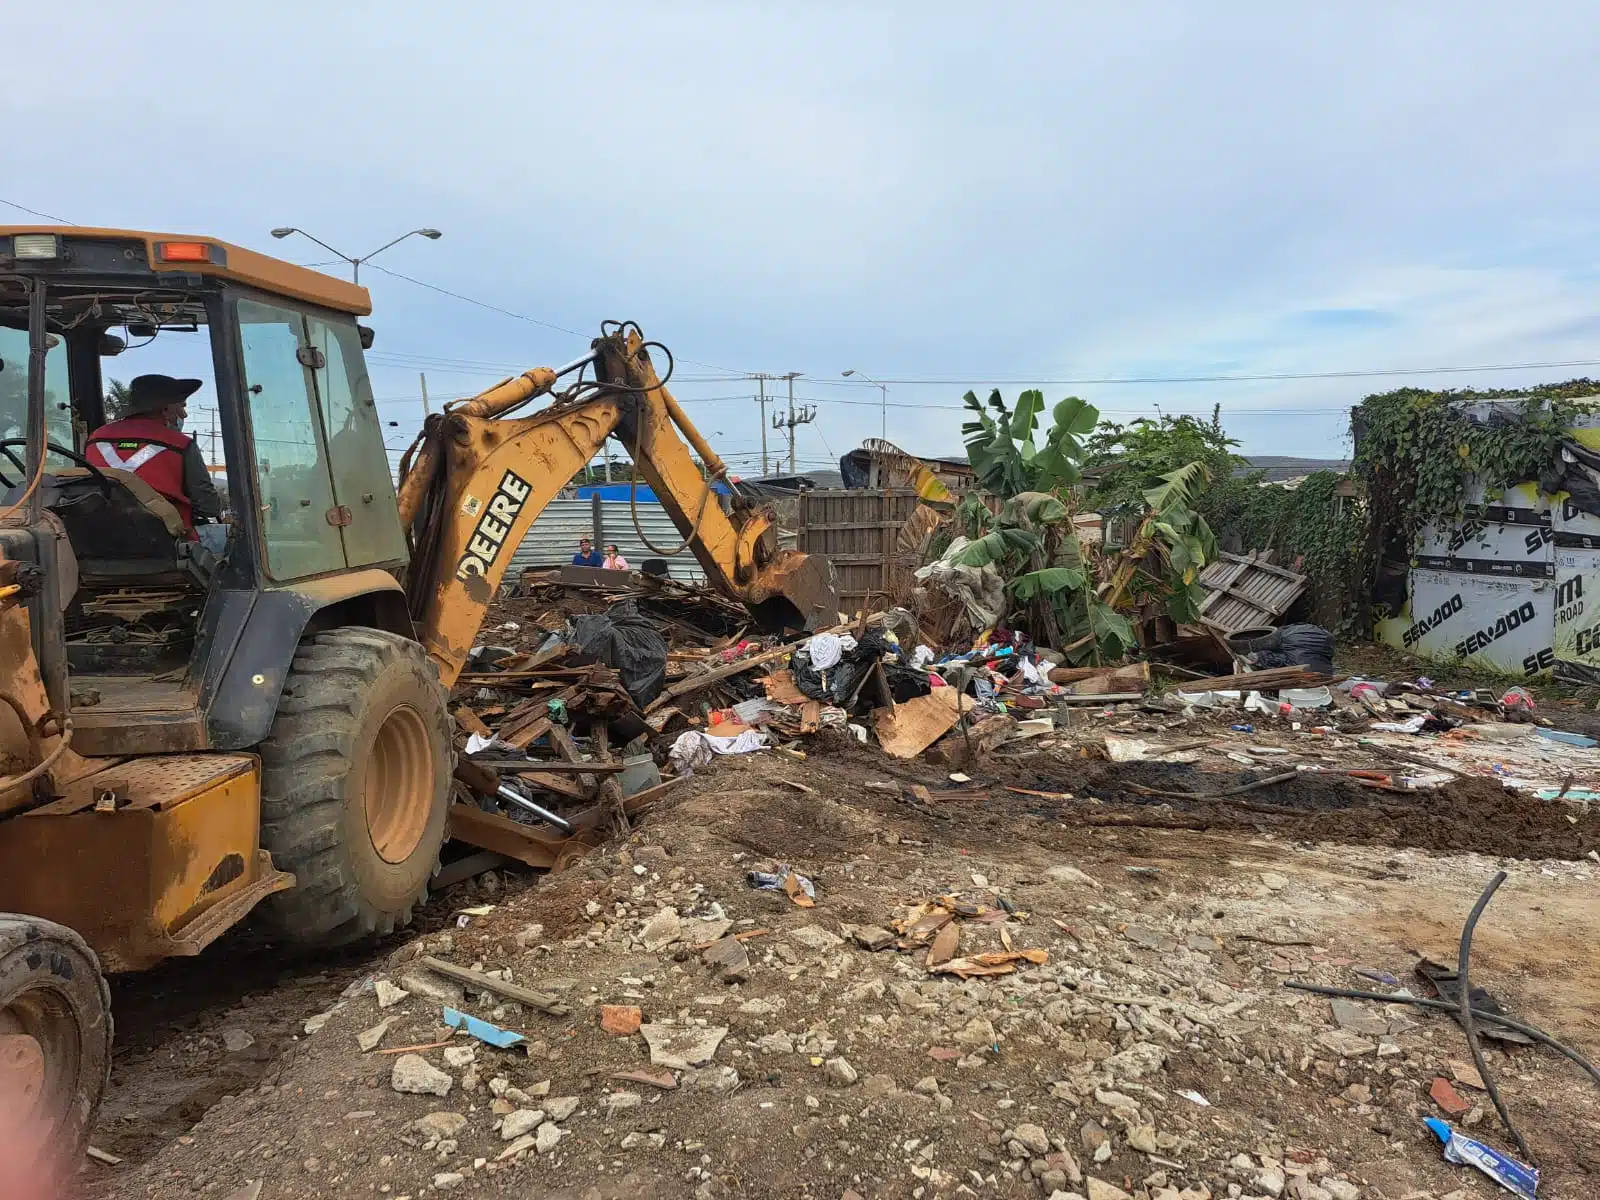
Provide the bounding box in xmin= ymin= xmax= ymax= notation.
xmin=85 ymin=417 xmax=196 ymax=535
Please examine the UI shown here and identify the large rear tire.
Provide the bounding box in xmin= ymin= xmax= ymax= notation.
xmin=257 ymin=627 xmax=451 ymax=947
xmin=0 ymin=916 xmax=111 ymax=1172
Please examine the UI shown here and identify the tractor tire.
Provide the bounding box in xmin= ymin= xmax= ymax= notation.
xmin=256 ymin=627 xmax=451 ymax=947
xmin=0 ymin=916 xmax=112 ymax=1172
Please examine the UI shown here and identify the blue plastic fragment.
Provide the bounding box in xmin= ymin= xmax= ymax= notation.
xmin=1425 ymin=1118 xmax=1539 ymax=1199
xmin=1535 ymin=727 xmax=1598 ymax=748
xmin=442 ymin=1005 xmax=526 ymax=1049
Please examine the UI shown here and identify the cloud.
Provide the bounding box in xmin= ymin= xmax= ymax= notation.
xmin=6 ymin=2 xmax=1600 ymax=466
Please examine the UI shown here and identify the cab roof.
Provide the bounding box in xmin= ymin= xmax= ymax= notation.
xmin=0 ymin=226 xmax=372 ymax=316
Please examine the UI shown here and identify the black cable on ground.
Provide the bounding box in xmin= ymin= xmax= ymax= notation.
xmin=1456 ymin=872 xmax=1533 ymax=1162
xmin=1283 ymin=980 xmax=1600 ymax=1090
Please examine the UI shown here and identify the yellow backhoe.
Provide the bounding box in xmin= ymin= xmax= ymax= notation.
xmin=0 ymin=226 xmax=836 ymax=1167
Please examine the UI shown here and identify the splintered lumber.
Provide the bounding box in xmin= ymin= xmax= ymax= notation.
xmin=515 ymin=770 xmax=588 ymax=800
xmin=761 ymin=669 xmax=809 ymax=705
xmin=453 ymin=707 xmax=493 ymax=737
xmin=497 ymin=685 xmax=581 ymax=750
xmin=418 ymin=955 xmax=570 ymax=1016
xmin=875 ymin=688 xmax=974 ymax=759
xmin=1174 ymin=665 xmax=1330 ymax=694
xmin=1047 ymin=661 xmax=1150 ymax=694
xmin=644 ymin=642 xmax=796 ymax=712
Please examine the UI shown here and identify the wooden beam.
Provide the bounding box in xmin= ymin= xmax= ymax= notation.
xmin=417 ymin=955 xmax=570 ymax=1016
xmin=445 ymin=802 xmax=576 ymax=870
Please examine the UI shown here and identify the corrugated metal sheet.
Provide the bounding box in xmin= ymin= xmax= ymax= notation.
xmin=1197 ymin=552 xmax=1309 ymax=633
xmin=507 ymin=498 xmax=706 ymax=584
xmin=508 ymin=499 xmax=595 ymax=577
xmin=595 ymin=500 xmax=706 ymax=583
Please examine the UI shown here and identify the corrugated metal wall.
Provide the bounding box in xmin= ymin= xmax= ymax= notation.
xmin=508 ymin=499 xmax=596 ymax=576
xmin=507 ymin=497 xmax=707 ymax=583
xmin=796 ymin=488 xmax=925 ymax=615
xmin=597 ymin=500 xmax=707 ymax=583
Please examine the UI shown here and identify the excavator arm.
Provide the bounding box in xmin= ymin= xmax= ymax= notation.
xmin=398 ymin=325 xmax=837 ymax=688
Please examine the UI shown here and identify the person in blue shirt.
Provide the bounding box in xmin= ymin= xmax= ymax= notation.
xmin=572 ymin=537 xmax=604 ymax=567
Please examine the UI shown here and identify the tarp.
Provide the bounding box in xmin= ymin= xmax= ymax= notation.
xmin=568 ymin=599 xmax=669 ymax=705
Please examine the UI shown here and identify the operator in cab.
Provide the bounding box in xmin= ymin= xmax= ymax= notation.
xmin=85 ymin=374 xmax=226 ymax=553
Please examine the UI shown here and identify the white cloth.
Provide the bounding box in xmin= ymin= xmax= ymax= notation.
xmin=806 ymin=633 xmax=844 ymax=670
xmin=669 ymin=729 xmax=770 ymax=775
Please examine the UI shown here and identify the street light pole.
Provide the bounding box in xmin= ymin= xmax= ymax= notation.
xmin=842 ymin=368 xmax=888 ymax=440
xmin=269 ymin=226 xmax=442 ymax=283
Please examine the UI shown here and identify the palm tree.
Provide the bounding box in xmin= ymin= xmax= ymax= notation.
xmin=105 ymin=378 xmax=132 ymax=420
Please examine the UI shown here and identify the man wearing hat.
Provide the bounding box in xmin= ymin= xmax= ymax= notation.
xmin=85 ymin=374 xmax=223 ymax=546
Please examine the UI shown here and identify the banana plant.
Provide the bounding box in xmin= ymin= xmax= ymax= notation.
xmin=962 ymin=389 xmax=1099 ymax=495
xmin=943 ymin=391 xmax=1219 ymax=661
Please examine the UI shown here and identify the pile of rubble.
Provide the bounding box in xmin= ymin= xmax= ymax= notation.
xmin=448 ymin=562 xmax=1600 ymax=881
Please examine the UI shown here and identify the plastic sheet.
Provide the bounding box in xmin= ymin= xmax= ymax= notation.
xmin=569 ymin=599 xmax=669 ymax=705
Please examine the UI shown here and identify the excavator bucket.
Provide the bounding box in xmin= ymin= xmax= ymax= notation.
xmin=746 ymin=548 xmax=840 ymax=633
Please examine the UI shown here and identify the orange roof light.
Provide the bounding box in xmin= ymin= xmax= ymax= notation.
xmin=155 ymin=241 xmax=217 ymax=263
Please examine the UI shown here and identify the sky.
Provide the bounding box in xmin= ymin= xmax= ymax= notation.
xmin=7 ymin=3 xmax=1600 ymax=476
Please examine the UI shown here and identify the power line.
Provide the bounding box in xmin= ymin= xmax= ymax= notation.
xmin=806 ymin=359 xmax=1600 ymax=387
xmin=0 ymin=197 xmax=76 ymax=225
xmin=362 ymin=263 xmax=750 ymax=377
xmin=363 ymin=263 xmax=588 ymax=339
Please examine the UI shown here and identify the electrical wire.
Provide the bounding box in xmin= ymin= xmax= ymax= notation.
xmin=1456 ymin=872 xmax=1532 ymax=1163
xmin=364 ymin=263 xmax=588 ymax=338
xmin=1283 ymin=981 xmax=1600 ymax=1090
xmin=363 ymin=265 xmax=750 ymax=376
xmin=804 ymin=359 xmax=1600 ymax=387
xmin=0 ymin=198 xmax=75 ymax=224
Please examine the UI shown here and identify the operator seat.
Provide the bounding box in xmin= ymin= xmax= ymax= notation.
xmin=32 ymin=467 xmax=199 ymax=585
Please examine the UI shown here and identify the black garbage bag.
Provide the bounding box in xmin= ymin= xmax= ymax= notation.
xmin=791 ymin=629 xmax=896 ymax=705
xmin=568 ymin=599 xmax=668 ymax=706
xmin=791 ymin=651 xmax=828 ymax=701
xmin=1246 ymin=623 xmax=1336 ymax=675
xmin=884 ymin=663 xmax=933 ymax=702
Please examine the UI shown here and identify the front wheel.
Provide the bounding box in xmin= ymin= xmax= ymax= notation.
xmin=0 ymin=916 xmax=111 ymax=1174
xmin=256 ymin=628 xmax=452 ymax=947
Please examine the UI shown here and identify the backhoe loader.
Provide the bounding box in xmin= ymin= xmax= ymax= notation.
xmin=0 ymin=226 xmax=837 ymax=1165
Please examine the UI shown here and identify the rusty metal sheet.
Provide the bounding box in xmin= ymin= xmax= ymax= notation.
xmin=1197 ymin=552 xmax=1308 ymax=634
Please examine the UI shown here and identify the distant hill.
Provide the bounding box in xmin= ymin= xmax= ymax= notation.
xmin=1238 ymin=456 xmax=1349 ymax=482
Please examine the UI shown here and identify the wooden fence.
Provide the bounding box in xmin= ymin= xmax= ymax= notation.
xmin=796 ymin=488 xmax=926 ymax=616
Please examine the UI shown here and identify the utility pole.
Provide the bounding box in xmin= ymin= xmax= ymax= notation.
xmin=770 ymin=371 xmax=814 ymax=476
xmin=419 ymin=372 xmax=432 ymax=416
xmin=755 ymin=375 xmax=770 ymax=475
xmin=785 ymin=372 xmax=801 ymax=473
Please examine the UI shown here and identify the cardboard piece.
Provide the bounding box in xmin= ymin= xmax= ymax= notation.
xmin=874 ymin=688 xmax=973 ymax=759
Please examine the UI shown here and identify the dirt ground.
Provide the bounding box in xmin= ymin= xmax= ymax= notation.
xmin=78 ymin=733 xmax=1600 ymax=1200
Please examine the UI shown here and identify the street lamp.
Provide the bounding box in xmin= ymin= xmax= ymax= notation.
xmin=842 ymin=368 xmax=888 ymax=440
xmin=269 ymin=226 xmax=442 ymax=284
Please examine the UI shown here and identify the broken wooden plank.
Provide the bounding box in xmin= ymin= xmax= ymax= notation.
xmin=446 ymin=802 xmax=593 ymax=871
xmin=644 ymin=642 xmax=797 ymax=712
xmin=761 ymin=669 xmax=809 ymax=706
xmin=453 ymin=706 xmax=493 ymax=738
xmin=514 ymin=770 xmax=588 ymax=800
xmin=418 ymin=955 xmax=570 ymax=1016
